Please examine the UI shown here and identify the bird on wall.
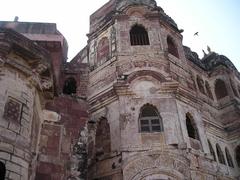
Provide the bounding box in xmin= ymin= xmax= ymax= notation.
xmin=194 ymin=32 xmax=199 ymax=36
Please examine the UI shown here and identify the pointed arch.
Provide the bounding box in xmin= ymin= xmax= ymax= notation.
xmin=225 ymin=147 xmax=234 ymax=168
xmin=130 ymin=24 xmax=150 ymax=46
xmin=216 ymin=144 xmax=226 ymax=164
xmin=208 ymin=140 xmax=216 ymax=161
xmin=214 ymin=79 xmax=228 ymax=100
xmin=186 ymin=113 xmax=199 ymax=140
xmin=139 ymin=104 xmax=163 ymax=132
xmin=95 ymin=117 xmax=111 ymax=159
xmin=167 ymin=36 xmax=179 ymax=58
xmin=63 ymin=77 xmax=77 ymax=95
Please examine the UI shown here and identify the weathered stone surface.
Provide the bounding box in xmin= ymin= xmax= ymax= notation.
xmin=0 ymin=0 xmax=239 ymax=179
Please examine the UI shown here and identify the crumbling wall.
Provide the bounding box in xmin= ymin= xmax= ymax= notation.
xmin=35 ymin=96 xmax=88 ymax=180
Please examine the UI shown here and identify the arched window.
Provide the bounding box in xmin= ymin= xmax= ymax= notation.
xmin=205 ymin=81 xmax=213 ymax=99
xmin=208 ymin=140 xmax=216 ymax=161
xmin=139 ymin=104 xmax=163 ymax=132
xmin=0 ymin=161 xmax=6 ymax=180
xmin=167 ymin=36 xmax=179 ymax=58
xmin=214 ymin=79 xmax=228 ymax=100
xmin=63 ymin=77 xmax=77 ymax=95
xmin=95 ymin=117 xmax=111 ymax=159
xmin=225 ymin=147 xmax=234 ymax=168
xmin=216 ymin=144 xmax=226 ymax=165
xmin=196 ymin=75 xmax=205 ymax=94
xmin=236 ymin=145 xmax=240 ymax=167
xmin=130 ymin=24 xmax=150 ymax=46
xmin=186 ymin=113 xmax=199 ymax=140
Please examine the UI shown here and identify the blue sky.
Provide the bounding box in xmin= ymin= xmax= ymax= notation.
xmin=0 ymin=0 xmax=239 ymax=70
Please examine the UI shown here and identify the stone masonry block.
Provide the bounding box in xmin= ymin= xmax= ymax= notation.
xmin=8 ymin=122 xmax=21 ymax=133
xmin=21 ymin=167 xmax=28 ymax=180
xmin=0 ymin=142 xmax=14 ymax=153
xmin=21 ymin=92 xmax=30 ymax=102
xmin=20 ymin=118 xmax=29 ymax=128
xmin=0 ymin=126 xmax=17 ymax=141
xmin=22 ymin=105 xmax=29 ymax=113
xmin=0 ymin=118 xmax=9 ymax=128
xmin=15 ymin=135 xmax=29 ymax=149
xmin=21 ymin=112 xmax=30 ymax=121
xmin=14 ymin=148 xmax=25 ymax=158
xmin=24 ymin=152 xmax=31 ymax=162
xmin=0 ymin=151 xmax=11 ymax=160
xmin=43 ymin=110 xmax=61 ymax=122
xmin=20 ymin=127 xmax=30 ymax=138
xmin=6 ymin=161 xmax=21 ymax=174
xmin=8 ymin=172 xmax=21 ymax=180
xmin=11 ymin=155 xmax=29 ymax=168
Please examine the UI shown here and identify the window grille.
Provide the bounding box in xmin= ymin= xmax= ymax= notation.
xmin=139 ymin=104 xmax=163 ymax=132
xmin=130 ymin=25 xmax=150 ymax=46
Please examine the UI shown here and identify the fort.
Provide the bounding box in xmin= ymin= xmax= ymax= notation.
xmin=0 ymin=0 xmax=239 ymax=179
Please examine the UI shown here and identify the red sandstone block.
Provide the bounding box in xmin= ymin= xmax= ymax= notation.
xmin=37 ymin=162 xmax=52 ymax=174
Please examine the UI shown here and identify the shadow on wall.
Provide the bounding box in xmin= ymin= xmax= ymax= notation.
xmin=0 ymin=161 xmax=6 ymax=180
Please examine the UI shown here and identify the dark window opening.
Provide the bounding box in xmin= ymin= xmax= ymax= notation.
xmin=186 ymin=113 xmax=199 ymax=140
xmin=167 ymin=36 xmax=179 ymax=58
xmin=216 ymin=144 xmax=226 ymax=165
xmin=130 ymin=25 xmax=150 ymax=46
xmin=0 ymin=161 xmax=6 ymax=180
xmin=197 ymin=76 xmax=205 ymax=94
xmin=63 ymin=77 xmax=77 ymax=95
xmin=205 ymin=81 xmax=213 ymax=99
xmin=236 ymin=145 xmax=240 ymax=168
xmin=225 ymin=148 xmax=234 ymax=168
xmin=215 ymin=79 xmax=228 ymax=100
xmin=208 ymin=140 xmax=216 ymax=161
xmin=139 ymin=104 xmax=163 ymax=133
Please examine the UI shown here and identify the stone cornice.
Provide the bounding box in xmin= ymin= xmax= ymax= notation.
xmin=0 ymin=28 xmax=54 ymax=98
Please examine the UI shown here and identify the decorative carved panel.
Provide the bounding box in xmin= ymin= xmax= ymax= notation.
xmin=97 ymin=37 xmax=109 ymax=65
xmin=3 ymin=97 xmax=22 ymax=123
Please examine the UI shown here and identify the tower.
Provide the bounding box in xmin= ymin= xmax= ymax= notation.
xmin=86 ymin=0 xmax=240 ymax=179
xmin=0 ymin=0 xmax=239 ymax=179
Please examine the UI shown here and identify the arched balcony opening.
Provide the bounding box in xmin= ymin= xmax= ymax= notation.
xmin=130 ymin=24 xmax=150 ymax=46
xmin=214 ymin=79 xmax=228 ymax=100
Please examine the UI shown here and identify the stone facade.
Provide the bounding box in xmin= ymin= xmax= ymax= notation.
xmin=0 ymin=0 xmax=240 ymax=180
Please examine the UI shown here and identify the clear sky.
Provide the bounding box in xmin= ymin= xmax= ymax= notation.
xmin=0 ymin=0 xmax=239 ymax=71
